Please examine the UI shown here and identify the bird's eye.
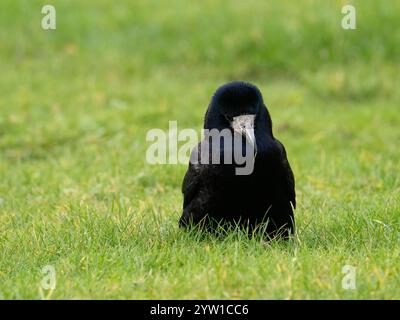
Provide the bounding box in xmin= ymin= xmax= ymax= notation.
xmin=224 ymin=115 xmax=233 ymax=122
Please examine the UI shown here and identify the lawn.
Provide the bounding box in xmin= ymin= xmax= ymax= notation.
xmin=0 ymin=0 xmax=399 ymax=299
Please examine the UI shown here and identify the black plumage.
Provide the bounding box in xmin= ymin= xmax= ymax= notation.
xmin=179 ymin=81 xmax=296 ymax=238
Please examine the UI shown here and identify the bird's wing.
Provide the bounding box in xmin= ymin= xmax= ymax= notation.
xmin=275 ymin=139 xmax=296 ymax=209
xmin=182 ymin=143 xmax=203 ymax=208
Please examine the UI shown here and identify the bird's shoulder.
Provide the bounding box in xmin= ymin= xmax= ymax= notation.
xmin=273 ymin=138 xmax=296 ymax=208
xmin=182 ymin=141 xmax=213 ymax=193
xmin=182 ymin=141 xmax=222 ymax=208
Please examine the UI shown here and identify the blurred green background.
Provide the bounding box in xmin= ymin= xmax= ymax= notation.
xmin=0 ymin=0 xmax=399 ymax=299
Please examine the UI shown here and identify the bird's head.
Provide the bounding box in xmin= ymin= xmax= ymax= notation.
xmin=209 ymin=81 xmax=266 ymax=148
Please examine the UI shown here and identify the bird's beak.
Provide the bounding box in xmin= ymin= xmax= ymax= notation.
xmin=231 ymin=115 xmax=257 ymax=151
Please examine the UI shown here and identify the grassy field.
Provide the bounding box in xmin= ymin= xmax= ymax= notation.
xmin=0 ymin=0 xmax=399 ymax=299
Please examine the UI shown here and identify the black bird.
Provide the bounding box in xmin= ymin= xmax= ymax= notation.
xmin=179 ymin=81 xmax=296 ymax=238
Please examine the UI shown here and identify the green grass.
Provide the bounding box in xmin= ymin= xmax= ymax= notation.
xmin=0 ymin=0 xmax=399 ymax=299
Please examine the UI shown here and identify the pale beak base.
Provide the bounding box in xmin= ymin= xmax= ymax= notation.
xmin=231 ymin=115 xmax=257 ymax=152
